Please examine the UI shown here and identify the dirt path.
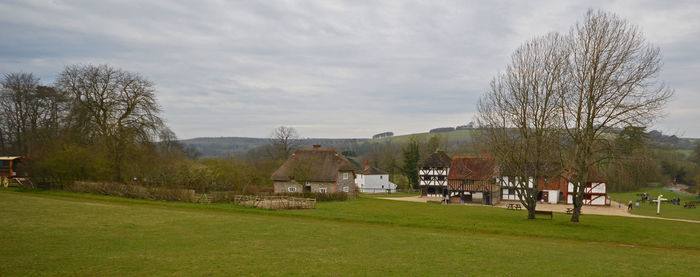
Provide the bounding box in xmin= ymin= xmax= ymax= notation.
xmin=377 ymin=196 xmax=700 ymax=223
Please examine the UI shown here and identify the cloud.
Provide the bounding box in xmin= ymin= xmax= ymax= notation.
xmin=1 ymin=0 xmax=699 ymax=138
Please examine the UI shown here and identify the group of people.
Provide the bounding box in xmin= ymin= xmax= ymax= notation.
xmin=639 ymin=192 xmax=682 ymax=205
xmin=671 ymin=197 xmax=682 ymax=205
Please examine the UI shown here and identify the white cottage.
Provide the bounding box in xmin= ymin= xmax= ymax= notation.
xmin=355 ymin=160 xmax=397 ymax=193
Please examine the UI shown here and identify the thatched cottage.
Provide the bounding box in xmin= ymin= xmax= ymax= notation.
xmin=271 ymin=145 xmax=356 ymax=195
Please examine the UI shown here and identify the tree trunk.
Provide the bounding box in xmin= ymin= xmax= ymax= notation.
xmin=527 ymin=207 xmax=536 ymax=219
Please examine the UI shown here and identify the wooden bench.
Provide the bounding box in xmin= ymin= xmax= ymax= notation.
xmin=507 ymin=203 xmax=523 ymax=210
xmin=535 ymin=210 xmax=553 ymax=219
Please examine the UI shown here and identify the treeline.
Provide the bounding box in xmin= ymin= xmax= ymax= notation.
xmin=0 ymin=66 xmax=279 ymax=192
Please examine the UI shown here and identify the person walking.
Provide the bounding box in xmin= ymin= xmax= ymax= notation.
xmin=628 ymin=200 xmax=633 ymax=211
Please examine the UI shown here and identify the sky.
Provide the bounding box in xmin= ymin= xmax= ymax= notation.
xmin=1 ymin=0 xmax=699 ymax=139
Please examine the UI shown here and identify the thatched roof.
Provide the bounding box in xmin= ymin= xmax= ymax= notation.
xmin=447 ymin=156 xmax=496 ymax=181
xmin=419 ymin=150 xmax=451 ymax=168
xmin=271 ymin=147 xmax=355 ymax=182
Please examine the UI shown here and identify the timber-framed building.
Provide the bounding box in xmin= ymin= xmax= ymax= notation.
xmin=418 ymin=150 xmax=452 ymax=197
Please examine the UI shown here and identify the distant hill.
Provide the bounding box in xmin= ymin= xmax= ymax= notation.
xmin=181 ymin=129 xmax=697 ymax=158
xmin=181 ymin=137 xmax=369 ymax=157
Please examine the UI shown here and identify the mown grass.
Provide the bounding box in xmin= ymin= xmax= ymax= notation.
xmin=6 ymin=188 xmax=700 ymax=250
xmin=360 ymin=192 xmax=421 ymax=198
xmin=1 ymin=190 xmax=699 ymax=276
xmin=609 ymin=187 xmax=700 ymax=221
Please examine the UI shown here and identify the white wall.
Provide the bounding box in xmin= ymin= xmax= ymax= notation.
xmin=356 ymin=173 xmax=396 ymax=193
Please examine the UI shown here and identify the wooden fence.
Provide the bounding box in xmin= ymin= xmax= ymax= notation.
xmin=233 ymin=195 xmax=316 ymax=210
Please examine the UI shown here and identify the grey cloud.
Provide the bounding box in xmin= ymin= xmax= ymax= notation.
xmin=1 ymin=0 xmax=699 ymax=138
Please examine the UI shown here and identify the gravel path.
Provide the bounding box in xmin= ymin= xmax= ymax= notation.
xmin=377 ymin=196 xmax=700 ymax=223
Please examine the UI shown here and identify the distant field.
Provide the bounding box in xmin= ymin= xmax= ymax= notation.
xmin=609 ymin=187 xmax=700 ymax=221
xmin=1 ymin=190 xmax=699 ymax=275
xmin=370 ymin=129 xmax=479 ymax=144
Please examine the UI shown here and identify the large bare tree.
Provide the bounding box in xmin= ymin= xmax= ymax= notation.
xmin=57 ymin=64 xmax=164 ymax=181
xmin=560 ymin=10 xmax=673 ymax=222
xmin=478 ymin=33 xmax=566 ymax=219
xmin=268 ymin=126 xmax=300 ymax=160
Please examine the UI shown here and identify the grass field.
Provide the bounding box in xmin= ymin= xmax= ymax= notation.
xmin=609 ymin=187 xmax=700 ymax=221
xmin=370 ymin=129 xmax=478 ymax=144
xmin=360 ymin=192 xmax=421 ymax=198
xmin=2 ymin=189 xmax=699 ymax=276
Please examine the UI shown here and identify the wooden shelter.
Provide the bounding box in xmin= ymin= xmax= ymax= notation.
xmin=447 ymin=156 xmax=500 ymax=205
xmin=0 ymin=156 xmax=25 ymax=187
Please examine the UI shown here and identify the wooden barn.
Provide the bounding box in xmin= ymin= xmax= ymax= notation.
xmin=271 ymin=145 xmax=356 ymax=195
xmin=447 ymin=156 xmax=500 ymax=205
xmin=418 ymin=150 xmax=452 ymax=197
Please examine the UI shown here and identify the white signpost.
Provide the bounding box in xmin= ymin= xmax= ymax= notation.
xmin=653 ymin=195 xmax=667 ymax=215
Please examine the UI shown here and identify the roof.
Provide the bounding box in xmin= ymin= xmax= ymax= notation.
xmin=0 ymin=156 xmax=23 ymax=161
xmin=447 ymin=156 xmax=496 ymax=181
xmin=419 ymin=150 xmax=451 ymax=168
xmin=271 ymin=147 xmax=355 ymax=182
xmin=358 ymin=165 xmax=388 ymax=175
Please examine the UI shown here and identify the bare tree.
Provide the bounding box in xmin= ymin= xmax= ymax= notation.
xmin=268 ymin=126 xmax=300 ymax=160
xmin=0 ymin=73 xmax=68 ymax=155
xmin=56 ymin=64 xmax=164 ymax=181
xmin=478 ymin=33 xmax=566 ymax=219
xmin=560 ymin=10 xmax=673 ymax=222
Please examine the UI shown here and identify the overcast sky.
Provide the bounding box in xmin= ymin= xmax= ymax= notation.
xmin=1 ymin=0 xmax=699 ymax=139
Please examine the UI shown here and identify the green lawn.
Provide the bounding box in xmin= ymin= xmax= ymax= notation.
xmin=360 ymin=192 xmax=421 ymax=198
xmin=609 ymin=187 xmax=700 ymax=221
xmin=1 ymin=190 xmax=699 ymax=275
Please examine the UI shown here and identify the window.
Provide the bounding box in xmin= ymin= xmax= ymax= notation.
xmin=288 ymin=187 xmax=297 ymax=192
xmin=343 ymin=172 xmax=349 ymax=180
xmin=319 ymin=188 xmax=327 ymax=193
xmin=508 ymin=188 xmax=515 ymax=195
xmin=342 ymin=186 xmax=349 ymax=192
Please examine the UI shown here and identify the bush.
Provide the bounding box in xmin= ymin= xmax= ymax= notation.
xmin=66 ymin=181 xmax=195 ymax=202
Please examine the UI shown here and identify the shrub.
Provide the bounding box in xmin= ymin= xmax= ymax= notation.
xmin=66 ymin=181 xmax=195 ymax=202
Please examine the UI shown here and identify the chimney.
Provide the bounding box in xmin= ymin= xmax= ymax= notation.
xmin=313 ymin=144 xmax=321 ymax=149
xmin=364 ymin=160 xmax=370 ymax=171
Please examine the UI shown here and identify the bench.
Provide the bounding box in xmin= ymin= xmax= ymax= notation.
xmin=507 ymin=203 xmax=522 ymax=210
xmin=684 ymin=202 xmax=697 ymax=209
xmin=535 ymin=210 xmax=553 ymax=219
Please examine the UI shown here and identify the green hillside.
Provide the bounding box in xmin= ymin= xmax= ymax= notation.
xmin=369 ymin=129 xmax=480 ymax=145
